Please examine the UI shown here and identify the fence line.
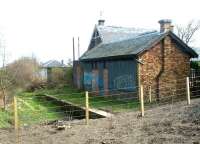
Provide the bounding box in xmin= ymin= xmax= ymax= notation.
xmin=0 ymin=76 xmax=200 ymax=143
xmin=13 ymin=79 xmax=197 ymax=127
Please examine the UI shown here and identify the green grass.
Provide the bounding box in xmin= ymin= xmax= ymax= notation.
xmin=26 ymin=85 xmax=140 ymax=113
xmin=0 ymin=110 xmax=12 ymax=128
xmin=0 ymin=86 xmax=139 ymax=128
xmin=17 ymin=92 xmax=67 ymax=125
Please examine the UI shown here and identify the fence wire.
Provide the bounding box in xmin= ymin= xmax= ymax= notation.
xmin=0 ymin=76 xmax=200 ymax=144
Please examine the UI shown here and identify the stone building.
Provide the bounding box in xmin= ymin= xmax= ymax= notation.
xmin=74 ymin=19 xmax=198 ymax=100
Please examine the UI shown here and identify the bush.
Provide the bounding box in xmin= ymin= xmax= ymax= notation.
xmin=47 ymin=67 xmax=73 ymax=87
xmin=66 ymin=67 xmax=73 ymax=85
xmin=191 ymin=61 xmax=200 ymax=70
xmin=50 ymin=68 xmax=66 ymax=85
xmin=4 ymin=57 xmax=44 ymax=93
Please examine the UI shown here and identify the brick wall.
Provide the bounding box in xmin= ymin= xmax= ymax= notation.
xmin=139 ymin=36 xmax=190 ymax=100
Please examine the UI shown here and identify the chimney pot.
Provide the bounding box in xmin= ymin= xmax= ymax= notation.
xmin=158 ymin=19 xmax=173 ymax=33
xmin=98 ymin=19 xmax=105 ymax=26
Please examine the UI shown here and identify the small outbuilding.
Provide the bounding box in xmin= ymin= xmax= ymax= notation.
xmin=40 ymin=60 xmax=66 ymax=83
xmin=74 ymin=19 xmax=198 ymax=99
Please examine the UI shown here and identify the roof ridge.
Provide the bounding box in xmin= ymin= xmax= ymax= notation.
xmin=98 ymin=25 xmax=154 ymax=31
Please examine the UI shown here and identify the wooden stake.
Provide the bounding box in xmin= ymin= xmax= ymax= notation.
xmin=186 ymin=77 xmax=191 ymax=105
xmin=140 ymin=85 xmax=144 ymax=117
xmin=14 ymin=96 xmax=18 ymax=130
xmin=149 ymin=86 xmax=152 ymax=103
xmin=14 ymin=96 xmax=19 ymax=144
xmin=85 ymin=91 xmax=89 ymax=125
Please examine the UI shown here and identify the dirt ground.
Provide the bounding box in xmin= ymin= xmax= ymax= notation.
xmin=0 ymin=98 xmax=200 ymax=144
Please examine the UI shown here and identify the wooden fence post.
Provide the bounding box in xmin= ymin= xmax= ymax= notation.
xmin=186 ymin=77 xmax=191 ymax=105
xmin=140 ymin=85 xmax=144 ymax=117
xmin=14 ymin=96 xmax=18 ymax=130
xmin=85 ymin=91 xmax=89 ymax=125
xmin=14 ymin=96 xmax=20 ymax=144
xmin=149 ymin=86 xmax=152 ymax=103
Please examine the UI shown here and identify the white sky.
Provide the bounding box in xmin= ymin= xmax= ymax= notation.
xmin=0 ymin=0 xmax=200 ymax=64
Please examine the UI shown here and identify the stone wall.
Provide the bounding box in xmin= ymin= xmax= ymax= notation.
xmin=139 ymin=36 xmax=190 ymax=100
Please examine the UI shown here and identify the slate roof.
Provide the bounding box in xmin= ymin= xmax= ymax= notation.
xmin=42 ymin=60 xmax=66 ymax=68
xmin=80 ymin=25 xmax=198 ymax=61
xmin=96 ymin=25 xmax=155 ymax=44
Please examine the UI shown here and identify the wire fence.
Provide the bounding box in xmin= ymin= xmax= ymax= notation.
xmin=0 ymin=76 xmax=200 ymax=143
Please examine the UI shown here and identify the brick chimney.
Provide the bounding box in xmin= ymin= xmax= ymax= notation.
xmin=98 ymin=19 xmax=105 ymax=26
xmin=158 ymin=19 xmax=173 ymax=33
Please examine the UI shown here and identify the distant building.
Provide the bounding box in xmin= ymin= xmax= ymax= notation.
xmin=74 ymin=19 xmax=198 ymax=99
xmin=40 ymin=60 xmax=66 ymax=82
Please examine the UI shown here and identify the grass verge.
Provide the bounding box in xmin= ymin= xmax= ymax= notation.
xmin=24 ymin=85 xmax=140 ymax=113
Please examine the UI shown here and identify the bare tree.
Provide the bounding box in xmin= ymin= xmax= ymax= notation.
xmin=6 ymin=57 xmax=41 ymax=88
xmin=176 ymin=20 xmax=200 ymax=44
xmin=0 ymin=36 xmax=11 ymax=110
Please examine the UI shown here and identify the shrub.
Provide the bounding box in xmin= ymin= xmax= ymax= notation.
xmin=191 ymin=61 xmax=200 ymax=70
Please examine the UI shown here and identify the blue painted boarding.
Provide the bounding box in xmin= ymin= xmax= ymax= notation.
xmin=81 ymin=59 xmax=137 ymax=93
xmin=107 ymin=59 xmax=137 ymax=92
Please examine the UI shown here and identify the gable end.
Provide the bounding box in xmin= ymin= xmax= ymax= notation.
xmin=88 ymin=26 xmax=103 ymax=50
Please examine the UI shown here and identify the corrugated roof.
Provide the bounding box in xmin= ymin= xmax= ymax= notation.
xmin=42 ymin=60 xmax=66 ymax=68
xmin=81 ymin=31 xmax=164 ymax=60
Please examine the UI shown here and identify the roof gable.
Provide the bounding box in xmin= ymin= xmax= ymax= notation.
xmin=88 ymin=26 xmax=103 ymax=50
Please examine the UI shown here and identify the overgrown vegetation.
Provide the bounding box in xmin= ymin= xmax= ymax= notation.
xmin=0 ymin=57 xmax=43 ymax=109
xmin=47 ymin=66 xmax=73 ymax=87
xmin=191 ymin=61 xmax=200 ymax=69
xmin=0 ymin=57 xmax=75 ymax=127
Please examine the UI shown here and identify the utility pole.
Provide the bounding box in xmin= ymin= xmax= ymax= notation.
xmin=73 ymin=37 xmax=75 ymax=61
xmin=78 ymin=37 xmax=80 ymax=59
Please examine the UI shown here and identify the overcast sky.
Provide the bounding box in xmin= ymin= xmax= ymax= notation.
xmin=0 ymin=0 xmax=200 ymax=64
